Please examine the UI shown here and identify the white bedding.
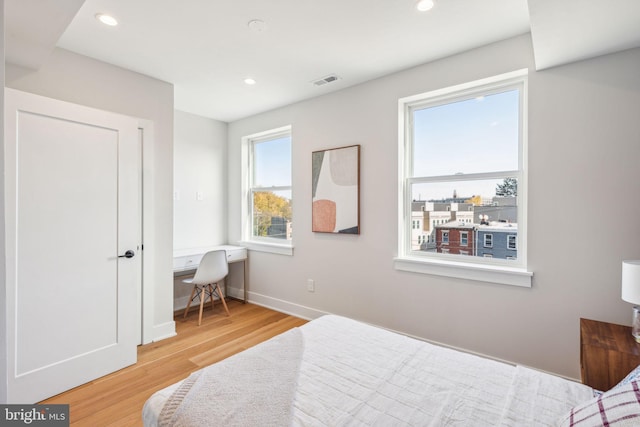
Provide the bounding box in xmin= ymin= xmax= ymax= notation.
xmin=143 ymin=315 xmax=593 ymax=426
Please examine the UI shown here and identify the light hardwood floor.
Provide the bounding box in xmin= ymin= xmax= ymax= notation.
xmin=40 ymin=300 xmax=307 ymax=426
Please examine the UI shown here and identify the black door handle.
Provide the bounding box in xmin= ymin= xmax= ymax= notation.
xmin=118 ymin=250 xmax=135 ymax=259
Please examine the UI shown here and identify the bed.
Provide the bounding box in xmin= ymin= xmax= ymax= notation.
xmin=143 ymin=314 xmax=636 ymax=426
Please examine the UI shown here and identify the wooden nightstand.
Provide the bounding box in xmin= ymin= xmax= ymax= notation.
xmin=580 ymin=318 xmax=640 ymax=391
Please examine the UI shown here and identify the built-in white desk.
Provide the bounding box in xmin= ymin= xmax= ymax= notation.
xmin=173 ymin=245 xmax=248 ymax=303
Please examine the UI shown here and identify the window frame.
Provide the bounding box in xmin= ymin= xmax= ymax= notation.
xmin=241 ymin=125 xmax=293 ymax=255
xmin=395 ymin=70 xmax=532 ymax=287
xmin=484 ymin=234 xmax=493 ymax=248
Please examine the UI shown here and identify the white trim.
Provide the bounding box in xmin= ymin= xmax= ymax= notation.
xmin=461 ymin=231 xmax=468 ymax=246
xmin=248 ymin=291 xmax=329 ymax=320
xmin=225 ymin=285 xmax=245 ymax=301
xmin=241 ymin=132 xmax=250 ymax=241
xmin=245 ymin=125 xmax=292 ymax=143
xmin=397 ymin=70 xmax=531 ymax=286
xmin=241 ymin=125 xmax=293 ymax=247
xmin=399 ymin=69 xmax=529 ymax=106
xmin=394 ymin=256 xmax=532 ymax=287
xmin=151 ymin=321 xmax=177 ymax=342
xmin=484 ymin=234 xmax=493 ymax=248
xmin=239 ymin=240 xmax=293 ymax=256
xmin=137 ymin=119 xmax=165 ymax=345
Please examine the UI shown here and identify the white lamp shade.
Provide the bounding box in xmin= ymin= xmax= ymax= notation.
xmin=622 ymin=260 xmax=640 ymax=305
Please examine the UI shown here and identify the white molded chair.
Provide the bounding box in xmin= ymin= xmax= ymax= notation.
xmin=182 ymin=250 xmax=230 ymax=325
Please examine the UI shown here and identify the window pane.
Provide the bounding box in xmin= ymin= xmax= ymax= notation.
xmin=410 ymin=178 xmax=517 ymax=260
xmin=412 ymin=89 xmax=519 ymax=177
xmin=254 ymin=135 xmax=291 ymax=187
xmin=252 ymin=190 xmax=292 ymax=240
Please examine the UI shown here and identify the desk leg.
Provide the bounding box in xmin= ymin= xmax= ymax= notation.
xmin=243 ymin=258 xmax=248 ymax=303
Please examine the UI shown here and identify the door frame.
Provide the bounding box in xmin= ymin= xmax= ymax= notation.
xmin=138 ymin=119 xmax=154 ymax=345
xmin=137 ymin=118 xmax=175 ymax=345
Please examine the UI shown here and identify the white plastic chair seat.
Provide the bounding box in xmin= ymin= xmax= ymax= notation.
xmin=182 ymin=250 xmax=230 ymax=325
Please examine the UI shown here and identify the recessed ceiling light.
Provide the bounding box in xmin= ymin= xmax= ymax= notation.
xmin=244 ymin=78 xmax=256 ymax=85
xmin=247 ymin=19 xmax=267 ymax=33
xmin=416 ymin=0 xmax=435 ymax=12
xmin=96 ymin=13 xmax=118 ymax=26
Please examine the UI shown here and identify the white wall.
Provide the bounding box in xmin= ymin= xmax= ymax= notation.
xmin=228 ymin=34 xmax=640 ymax=380
xmin=173 ymin=110 xmax=228 ymax=250
xmin=5 ymin=48 xmax=175 ymax=341
xmin=173 ymin=110 xmax=228 ymax=308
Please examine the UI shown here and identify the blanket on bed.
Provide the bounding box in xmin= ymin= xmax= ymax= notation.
xmin=289 ymin=315 xmax=593 ymax=426
xmin=158 ymin=327 xmax=303 ymax=427
xmin=151 ymin=315 xmax=593 ymax=426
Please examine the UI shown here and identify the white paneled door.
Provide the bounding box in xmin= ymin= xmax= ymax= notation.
xmin=4 ymin=88 xmax=141 ymax=403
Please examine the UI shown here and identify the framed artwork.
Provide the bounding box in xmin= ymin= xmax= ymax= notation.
xmin=312 ymin=144 xmax=360 ymax=234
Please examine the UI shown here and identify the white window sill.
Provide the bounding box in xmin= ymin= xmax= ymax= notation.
xmin=239 ymin=240 xmax=293 ymax=256
xmin=394 ymin=256 xmax=532 ymax=287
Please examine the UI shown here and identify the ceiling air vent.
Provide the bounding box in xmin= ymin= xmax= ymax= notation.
xmin=312 ymin=74 xmax=340 ymax=86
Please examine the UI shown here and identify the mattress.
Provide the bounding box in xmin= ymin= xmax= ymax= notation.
xmin=143 ymin=314 xmax=593 ymax=426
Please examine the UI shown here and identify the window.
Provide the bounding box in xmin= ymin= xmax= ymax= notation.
xmin=461 ymin=232 xmax=468 ymax=246
xmin=242 ymin=126 xmax=292 ymax=254
xmin=484 ymin=234 xmax=493 ymax=248
xmin=396 ymin=70 xmax=531 ymax=287
xmin=442 ymin=231 xmax=449 ymax=244
xmin=508 ymin=235 xmax=517 ymax=250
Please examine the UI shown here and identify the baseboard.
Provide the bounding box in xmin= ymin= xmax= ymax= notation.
xmin=175 ymin=287 xmax=328 ymax=320
xmin=174 ymin=295 xmax=191 ymax=311
xmin=151 ymin=320 xmax=176 ymax=342
xmin=246 ymin=291 xmax=330 ymax=321
xmin=226 ymin=286 xmax=244 ymax=301
xmin=175 ymin=286 xmax=244 ymax=311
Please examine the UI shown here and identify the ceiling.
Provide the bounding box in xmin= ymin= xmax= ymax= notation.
xmin=5 ymin=0 xmax=640 ymax=122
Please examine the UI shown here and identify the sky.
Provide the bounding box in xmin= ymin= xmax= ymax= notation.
xmin=253 ymin=135 xmax=292 ymax=189
xmin=412 ymin=88 xmax=519 ymax=201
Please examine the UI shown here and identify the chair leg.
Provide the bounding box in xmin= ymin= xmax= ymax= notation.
xmin=216 ymin=283 xmax=230 ymax=316
xmin=208 ymin=284 xmax=215 ymax=311
xmin=198 ymin=285 xmax=206 ymax=326
xmin=183 ymin=285 xmax=197 ymax=319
